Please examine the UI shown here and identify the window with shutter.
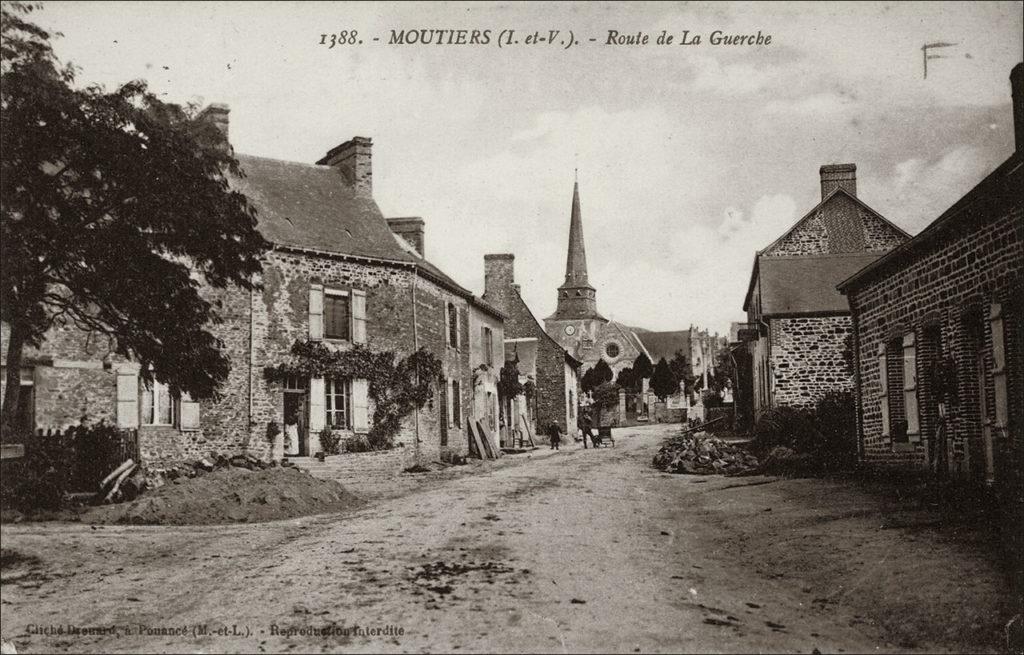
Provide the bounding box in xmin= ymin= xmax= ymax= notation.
xmin=352 ymin=379 xmax=369 ymax=433
xmin=447 ymin=302 xmax=458 ymax=348
xmin=990 ymin=303 xmax=1008 ymax=428
xmin=324 ymin=292 xmax=351 ymax=341
xmin=179 ymin=392 xmax=201 ymax=432
xmin=309 ymin=377 xmax=326 ymax=433
xmin=439 ymin=374 xmax=449 ymax=445
xmin=309 ymin=285 xmax=324 ymax=341
xmin=116 ymin=370 xmax=139 ymax=429
xmin=325 ymin=378 xmax=351 ymax=429
xmin=878 ymin=343 xmax=890 ymax=437
xmin=483 ymin=327 xmax=493 ymax=366
xmin=352 ymin=289 xmax=367 ymax=344
xmin=452 ymin=379 xmax=461 ymax=429
xmin=902 ymin=332 xmax=920 ymax=440
xmin=141 ymin=381 xmax=174 ymax=426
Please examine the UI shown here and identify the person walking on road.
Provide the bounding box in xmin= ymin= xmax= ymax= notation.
xmin=547 ymin=422 xmax=562 ymax=450
xmin=579 ymin=412 xmax=594 ymax=449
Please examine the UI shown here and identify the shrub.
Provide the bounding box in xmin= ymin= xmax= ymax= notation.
xmin=813 ymin=391 xmax=857 ymax=470
xmin=344 ymin=433 xmax=371 ymax=453
xmin=751 ymin=406 xmax=818 ymax=455
xmin=318 ymin=428 xmax=341 ymax=456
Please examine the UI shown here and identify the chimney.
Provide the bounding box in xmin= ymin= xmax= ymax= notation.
xmin=483 ymin=254 xmax=516 ymax=302
xmin=819 ymin=163 xmax=857 ymax=200
xmin=197 ymin=103 xmax=230 ymax=151
xmin=317 ymin=136 xmax=373 ymax=197
xmin=386 ymin=217 xmax=425 ymax=257
xmin=1012 ymin=62 xmax=1024 ymax=153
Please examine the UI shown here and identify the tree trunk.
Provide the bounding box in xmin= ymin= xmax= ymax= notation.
xmin=1 ymin=320 xmax=27 ymax=440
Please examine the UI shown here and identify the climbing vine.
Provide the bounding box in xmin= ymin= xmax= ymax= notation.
xmin=264 ymin=340 xmax=442 ymax=449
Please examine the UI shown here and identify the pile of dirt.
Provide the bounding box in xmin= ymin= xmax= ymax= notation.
xmin=84 ymin=466 xmax=362 ymax=525
xmin=653 ymin=431 xmax=760 ymax=475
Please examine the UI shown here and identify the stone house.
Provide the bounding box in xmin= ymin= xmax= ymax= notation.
xmin=741 ymin=163 xmax=909 ymax=420
xmin=0 ymin=104 xmax=504 ymax=468
xmin=837 ymin=63 xmax=1023 ymax=482
xmin=482 ymin=254 xmax=581 ymax=437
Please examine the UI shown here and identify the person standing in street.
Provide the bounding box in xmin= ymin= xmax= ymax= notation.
xmin=580 ymin=412 xmax=594 ymax=449
xmin=547 ymin=422 xmax=562 ymax=450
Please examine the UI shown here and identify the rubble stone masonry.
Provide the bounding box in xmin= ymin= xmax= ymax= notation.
xmin=769 ymin=315 xmax=854 ymax=410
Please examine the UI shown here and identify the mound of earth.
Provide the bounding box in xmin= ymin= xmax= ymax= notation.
xmin=84 ymin=466 xmax=362 ymax=525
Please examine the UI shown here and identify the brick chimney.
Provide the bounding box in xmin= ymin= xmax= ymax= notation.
xmin=483 ymin=254 xmax=519 ymax=309
xmin=317 ymin=136 xmax=373 ymax=197
xmin=197 ymin=103 xmax=230 ymax=151
xmin=1012 ymin=62 xmax=1024 ymax=153
xmin=820 ymin=163 xmax=857 ymax=200
xmin=386 ymin=217 xmax=425 ymax=257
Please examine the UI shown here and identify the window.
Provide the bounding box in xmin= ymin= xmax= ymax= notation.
xmin=439 ymin=374 xmax=449 ymax=444
xmin=324 ymin=292 xmax=351 ymax=340
xmin=325 ymin=378 xmax=351 ymax=429
xmin=447 ymin=303 xmax=459 ymax=348
xmin=885 ymin=337 xmax=907 ymax=441
xmin=606 ymin=343 xmax=620 ymax=359
xmin=483 ymin=327 xmax=494 ymax=366
xmin=452 ymin=379 xmax=462 ymax=429
xmin=142 ymin=381 xmax=174 ymax=426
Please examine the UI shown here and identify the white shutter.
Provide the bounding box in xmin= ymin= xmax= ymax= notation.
xmin=902 ymin=332 xmax=920 ymax=440
xmin=352 ymin=378 xmax=369 ymax=433
xmin=456 ymin=306 xmax=462 ymax=350
xmin=990 ymin=303 xmax=1008 ymax=428
xmin=878 ymin=344 xmax=890 ymax=437
xmin=116 ymin=371 xmax=139 ymax=428
xmin=309 ymin=284 xmax=324 ymax=341
xmin=309 ymin=377 xmax=326 ymax=432
xmin=352 ymin=289 xmax=367 ymax=345
xmin=179 ymin=391 xmax=200 ymax=432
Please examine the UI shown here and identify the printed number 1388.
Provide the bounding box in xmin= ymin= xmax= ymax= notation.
xmin=320 ymin=31 xmax=360 ymax=47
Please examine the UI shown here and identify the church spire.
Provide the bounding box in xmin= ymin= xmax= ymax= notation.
xmin=562 ymin=177 xmax=591 ymax=289
xmin=546 ymin=175 xmax=604 ymax=323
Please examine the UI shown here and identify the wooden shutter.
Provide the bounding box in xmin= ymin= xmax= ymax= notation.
xmin=309 ymin=377 xmax=326 ymax=432
xmin=452 ymin=379 xmax=461 ymax=428
xmin=352 ymin=378 xmax=369 ymax=433
xmin=878 ymin=343 xmax=890 ymax=437
xmin=179 ymin=391 xmax=200 ymax=431
xmin=902 ymin=332 xmax=920 ymax=440
xmin=116 ymin=370 xmax=139 ymax=429
xmin=309 ymin=285 xmax=324 ymax=341
xmin=352 ymin=289 xmax=367 ymax=345
xmin=990 ymin=303 xmax=1008 ymax=428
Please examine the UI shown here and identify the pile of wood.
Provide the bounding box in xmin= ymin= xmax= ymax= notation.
xmin=98 ymin=453 xmax=273 ymax=504
xmin=652 ymin=430 xmax=760 ymax=475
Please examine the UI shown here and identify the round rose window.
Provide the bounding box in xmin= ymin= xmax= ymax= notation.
xmin=605 ymin=343 xmax=620 ymax=359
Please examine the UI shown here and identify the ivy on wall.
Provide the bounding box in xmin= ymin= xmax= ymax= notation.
xmin=264 ymin=340 xmax=442 ymax=448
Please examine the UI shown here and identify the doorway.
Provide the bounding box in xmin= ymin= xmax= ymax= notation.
xmin=283 ymin=391 xmax=308 ymax=457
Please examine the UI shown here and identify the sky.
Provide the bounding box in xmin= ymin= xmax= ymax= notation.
xmin=33 ymin=1 xmax=1023 ymax=334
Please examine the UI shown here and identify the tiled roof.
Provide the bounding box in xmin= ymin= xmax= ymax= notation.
xmin=755 ymin=253 xmax=884 ymax=315
xmin=233 ymin=154 xmax=412 ymax=263
xmin=637 ymin=331 xmax=692 ymax=363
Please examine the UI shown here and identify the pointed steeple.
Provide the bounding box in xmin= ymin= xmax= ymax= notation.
xmin=562 ymin=176 xmax=591 ymax=289
xmin=547 ymin=175 xmax=605 ymax=322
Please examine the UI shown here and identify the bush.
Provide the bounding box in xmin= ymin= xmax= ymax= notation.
xmin=751 ymin=406 xmax=818 ymax=455
xmin=318 ymin=428 xmax=341 ymax=456
xmin=814 ymin=391 xmax=857 ymax=470
xmin=344 ymin=433 xmax=371 ymax=453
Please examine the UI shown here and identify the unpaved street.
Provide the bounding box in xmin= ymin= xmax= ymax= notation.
xmin=0 ymin=424 xmax=1009 ymax=653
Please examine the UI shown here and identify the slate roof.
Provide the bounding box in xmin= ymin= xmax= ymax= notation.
xmin=839 ymin=151 xmax=1023 ymax=292
xmin=234 ymin=154 xmax=411 ymax=263
xmin=636 ymin=331 xmax=692 ymax=363
xmin=745 ymin=252 xmax=884 ymax=316
xmin=234 ymin=153 xmax=504 ymax=320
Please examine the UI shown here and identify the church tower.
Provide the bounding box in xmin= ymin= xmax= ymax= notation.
xmin=545 ymin=175 xmax=607 ymax=356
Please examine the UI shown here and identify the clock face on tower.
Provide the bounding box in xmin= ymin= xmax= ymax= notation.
xmin=564 ymin=325 xmax=576 ymax=336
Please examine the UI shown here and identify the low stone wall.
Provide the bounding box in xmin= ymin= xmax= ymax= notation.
xmin=300 ymin=446 xmax=417 ymax=483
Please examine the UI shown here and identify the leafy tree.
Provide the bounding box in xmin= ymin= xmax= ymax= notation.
xmin=669 ymin=349 xmax=697 ymax=394
xmin=632 ymin=352 xmax=653 ymax=384
xmin=615 ymin=366 xmax=635 ymax=391
xmin=591 ymin=381 xmax=620 ymax=427
xmin=580 ymin=359 xmax=614 ymax=394
xmin=1 ymin=3 xmax=268 ymax=434
xmin=650 ymin=357 xmax=679 ymax=401
xmin=708 ymin=347 xmax=736 ymax=394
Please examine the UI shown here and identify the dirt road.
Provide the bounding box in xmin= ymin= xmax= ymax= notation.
xmin=0 ymin=424 xmax=1010 ymax=653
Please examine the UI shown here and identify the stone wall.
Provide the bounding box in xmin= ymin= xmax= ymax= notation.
xmin=764 ymin=193 xmax=905 ymax=257
xmin=769 ymin=315 xmax=854 ymax=410
xmin=847 ymin=205 xmax=1023 ymax=476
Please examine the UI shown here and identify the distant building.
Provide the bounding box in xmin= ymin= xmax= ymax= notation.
xmin=481 ymin=254 xmax=580 ymax=438
xmin=741 ymin=162 xmax=910 ymax=421
xmin=838 ymin=63 xmax=1023 ymax=482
